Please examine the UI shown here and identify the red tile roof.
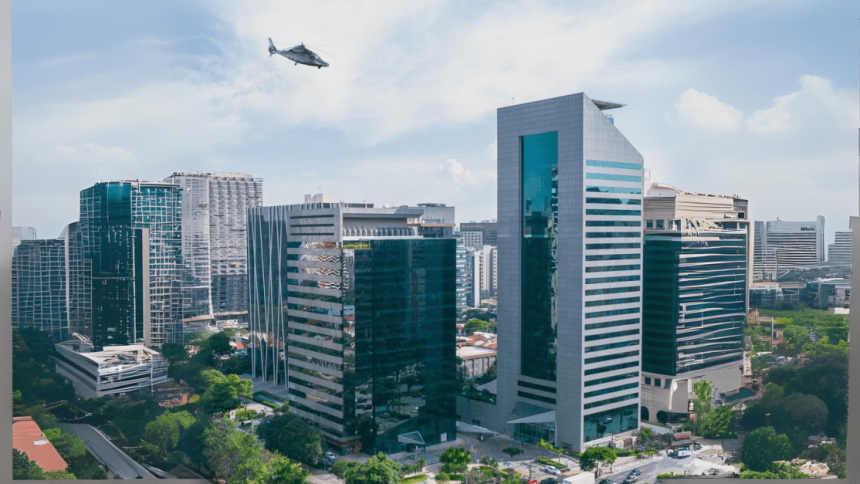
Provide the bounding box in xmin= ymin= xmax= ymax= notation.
xmin=12 ymin=417 xmax=68 ymax=472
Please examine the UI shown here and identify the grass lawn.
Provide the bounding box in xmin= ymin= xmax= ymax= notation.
xmin=402 ymin=474 xmax=428 ymax=484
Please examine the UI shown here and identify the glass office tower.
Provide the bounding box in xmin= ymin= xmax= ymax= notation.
xmin=164 ymin=172 xmax=263 ymax=319
xmin=12 ymin=238 xmax=70 ymax=341
xmin=497 ymin=93 xmax=643 ymax=451
xmin=80 ymin=181 xmax=182 ymax=348
xmin=640 ymin=185 xmax=749 ymax=421
xmin=248 ymin=200 xmax=457 ymax=454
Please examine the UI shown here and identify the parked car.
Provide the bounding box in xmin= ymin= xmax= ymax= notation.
xmin=539 ymin=479 xmax=558 ymax=484
xmin=676 ymin=450 xmax=692 ymax=458
xmin=325 ymin=451 xmax=336 ymax=461
xmin=544 ymin=465 xmax=561 ymax=475
xmin=598 ymin=480 xmax=615 ymax=484
xmin=622 ymin=476 xmax=638 ymax=484
xmin=628 ymin=469 xmax=642 ymax=477
xmin=707 ymin=468 xmax=719 ymax=476
xmin=380 ymin=412 xmax=391 ymax=419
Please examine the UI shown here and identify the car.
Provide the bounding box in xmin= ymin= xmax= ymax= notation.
xmin=598 ymin=480 xmax=615 ymax=484
xmin=503 ymin=462 xmax=512 ymax=467
xmin=708 ymin=469 xmax=719 ymax=476
xmin=622 ymin=477 xmax=638 ymax=484
xmin=544 ymin=466 xmax=561 ymax=475
xmin=325 ymin=451 xmax=336 ymax=461
xmin=539 ymin=479 xmax=558 ymax=484
xmin=380 ymin=412 xmax=390 ymax=419
xmin=628 ymin=469 xmax=642 ymax=476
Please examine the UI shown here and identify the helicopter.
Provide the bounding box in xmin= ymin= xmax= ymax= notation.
xmin=268 ymin=38 xmax=329 ymax=69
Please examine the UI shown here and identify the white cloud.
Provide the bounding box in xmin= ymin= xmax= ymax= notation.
xmin=203 ymin=0 xmax=763 ymax=143
xmin=53 ymin=143 xmax=136 ymax=165
xmin=746 ymin=75 xmax=858 ymax=135
xmin=674 ymin=88 xmax=742 ymax=133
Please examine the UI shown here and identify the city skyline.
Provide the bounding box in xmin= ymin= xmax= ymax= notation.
xmin=10 ymin=1 xmax=860 ymax=248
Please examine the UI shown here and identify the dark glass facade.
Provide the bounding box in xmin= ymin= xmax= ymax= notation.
xmin=80 ymin=181 xmax=182 ymax=349
xmin=582 ymin=403 xmax=638 ymax=443
xmin=12 ymin=239 xmax=69 ymax=342
xmin=520 ymin=131 xmax=558 ymax=381
xmin=642 ymin=230 xmax=747 ymax=375
xmin=352 ymin=239 xmax=457 ymax=454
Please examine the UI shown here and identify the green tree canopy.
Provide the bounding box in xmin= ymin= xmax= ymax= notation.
xmin=209 ymin=331 xmax=233 ymax=357
xmin=579 ymin=446 xmax=617 ymax=477
xmin=160 ymin=343 xmax=189 ymax=362
xmin=440 ymin=447 xmax=471 ymax=473
xmin=203 ymin=418 xmax=309 ymax=484
xmin=257 ymin=413 xmax=327 ymax=465
xmin=742 ymin=426 xmax=793 ymax=472
xmin=142 ymin=410 xmax=196 ymax=452
xmin=699 ymin=405 xmax=737 ymax=439
xmin=343 ymin=453 xmax=402 ymax=484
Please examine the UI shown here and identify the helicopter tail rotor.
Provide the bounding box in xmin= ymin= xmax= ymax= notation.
xmin=268 ymin=38 xmax=277 ymax=56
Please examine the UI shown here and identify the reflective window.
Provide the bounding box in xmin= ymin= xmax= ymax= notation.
xmin=585 ymin=160 xmax=643 ymax=170
xmin=520 ymin=131 xmax=558 ymax=381
xmin=583 ymin=403 xmax=638 ymax=442
xmin=586 ymin=173 xmax=642 ymax=182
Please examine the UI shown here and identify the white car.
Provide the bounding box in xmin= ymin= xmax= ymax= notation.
xmin=544 ymin=466 xmax=561 ymax=475
xmin=325 ymin=451 xmax=336 ymax=461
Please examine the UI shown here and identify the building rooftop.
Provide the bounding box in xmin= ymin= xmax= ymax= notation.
xmin=12 ymin=417 xmax=68 ymax=473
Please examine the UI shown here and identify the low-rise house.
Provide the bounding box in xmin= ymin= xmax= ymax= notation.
xmin=12 ymin=416 xmax=68 ymax=473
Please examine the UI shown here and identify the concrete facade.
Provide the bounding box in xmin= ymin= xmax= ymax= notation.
xmin=496 ymin=93 xmax=643 ymax=451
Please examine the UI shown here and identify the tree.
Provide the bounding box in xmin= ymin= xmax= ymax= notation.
xmin=203 ymin=418 xmax=309 ymax=484
xmin=202 ymin=373 xmax=254 ymax=414
xmin=436 ymin=472 xmax=451 ymax=484
xmin=209 ymin=331 xmax=233 ymax=357
xmin=343 ymin=453 xmax=402 ymax=484
xmin=43 ymin=427 xmax=86 ymax=460
xmin=13 ymin=448 xmax=47 ymax=480
xmin=742 ymin=426 xmax=793 ymax=472
xmin=465 ymin=319 xmax=492 ymax=334
xmin=257 ymin=414 xmax=327 ymax=465
xmin=537 ymin=439 xmax=563 ymax=464
xmin=692 ymin=380 xmax=712 ymax=421
xmin=579 ymin=446 xmax=616 ymax=477
xmin=440 ymin=447 xmax=471 ymax=473
xmin=698 ymin=405 xmax=736 ymax=439
xmin=160 ymin=343 xmax=189 ymax=362
xmin=332 ymin=460 xmax=361 ymax=478
xmin=142 ymin=411 xmax=196 ymax=452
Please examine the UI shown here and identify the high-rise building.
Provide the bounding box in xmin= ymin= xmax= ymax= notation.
xmin=496 ymin=94 xmax=643 ymax=450
xmin=753 ymin=221 xmax=777 ymax=281
xmin=460 ymin=221 xmax=497 ymax=248
xmin=247 ymin=197 xmax=457 ymax=454
xmin=466 ymin=246 xmax=481 ymax=308
xmin=455 ymin=238 xmax=469 ymax=311
xmin=754 ymin=217 xmax=825 ymax=276
xmin=12 ymin=238 xmax=70 ymax=341
xmin=640 ymin=183 xmax=749 ymax=421
xmin=828 ymin=231 xmax=852 ymax=266
xmin=164 ymin=172 xmax=263 ymax=319
xmin=12 ymin=226 xmax=37 ymax=249
xmin=480 ymin=245 xmax=498 ymax=299
xmin=80 ymin=181 xmax=182 ymax=348
xmin=63 ymin=222 xmax=91 ymax=337
xmin=409 ymin=203 xmax=456 ymax=239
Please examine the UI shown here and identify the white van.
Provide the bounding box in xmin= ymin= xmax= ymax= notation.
xmin=676 ymin=450 xmax=692 ymax=458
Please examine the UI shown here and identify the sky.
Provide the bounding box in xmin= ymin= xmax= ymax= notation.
xmin=11 ymin=0 xmax=860 ymax=249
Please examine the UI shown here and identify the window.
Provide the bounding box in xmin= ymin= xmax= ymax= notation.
xmin=655 ymin=378 xmax=662 ymax=387
xmin=586 ymin=209 xmax=642 ymax=216
xmin=586 ymin=160 xmax=643 ymax=170
xmin=586 ymin=173 xmax=642 ymax=182
xmin=655 ymin=220 xmax=664 ymax=229
xmin=645 ymin=377 xmax=652 ymax=385
xmin=472 ymin=419 xmax=481 ymax=426
xmin=586 ymin=186 xmax=642 ymax=194
xmin=646 ymin=220 xmax=653 ymax=228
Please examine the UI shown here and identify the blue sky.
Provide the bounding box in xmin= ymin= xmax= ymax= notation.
xmin=11 ymin=0 xmax=860 ymax=248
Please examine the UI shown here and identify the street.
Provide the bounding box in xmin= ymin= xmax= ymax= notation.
xmin=61 ymin=423 xmax=156 ymax=479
